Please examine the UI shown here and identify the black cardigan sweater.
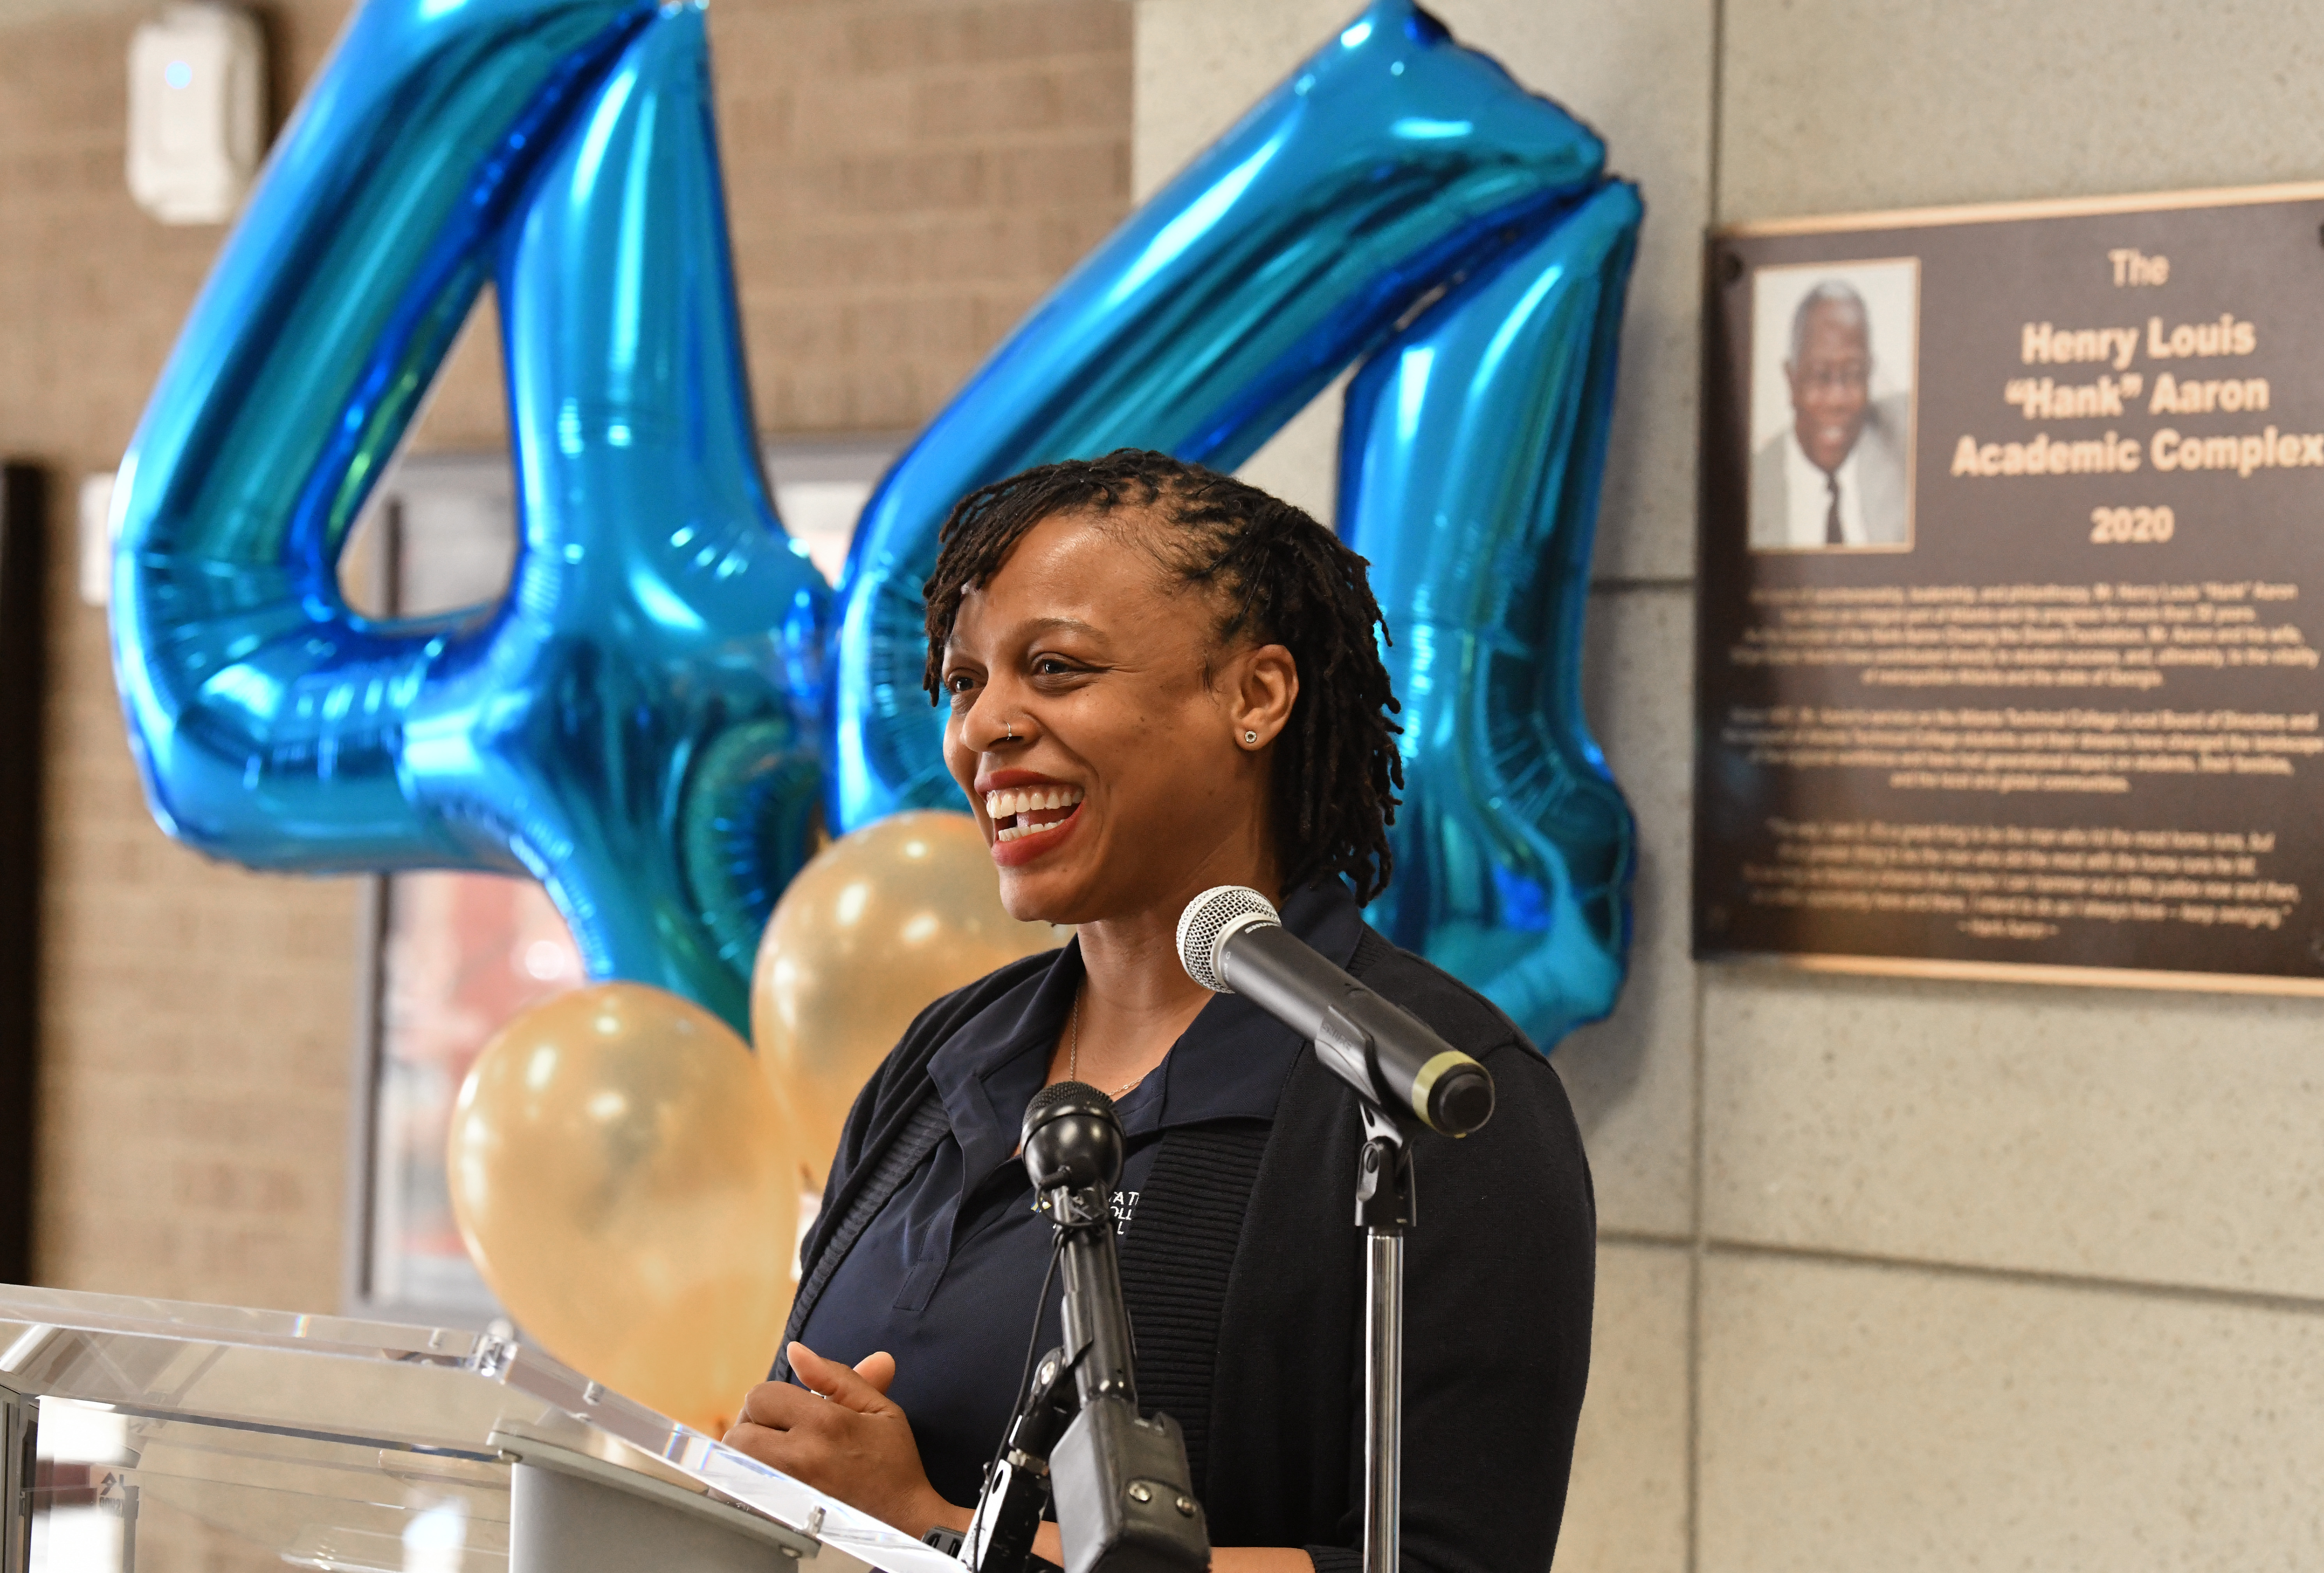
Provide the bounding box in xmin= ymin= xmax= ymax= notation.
xmin=778 ymin=923 xmax=1597 ymax=1572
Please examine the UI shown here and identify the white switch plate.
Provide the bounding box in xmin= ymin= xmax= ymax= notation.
xmin=77 ymin=471 xmax=116 ymax=608
xmin=127 ymin=3 xmax=264 ymax=225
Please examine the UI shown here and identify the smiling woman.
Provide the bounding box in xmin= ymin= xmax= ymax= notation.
xmin=720 ymin=452 xmax=1596 ymax=1573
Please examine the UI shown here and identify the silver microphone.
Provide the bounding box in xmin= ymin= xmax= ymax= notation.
xmin=1175 ymin=886 xmax=1494 ymax=1137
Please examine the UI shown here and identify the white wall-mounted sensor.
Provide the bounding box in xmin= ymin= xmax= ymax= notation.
xmin=127 ymin=3 xmax=265 ymax=225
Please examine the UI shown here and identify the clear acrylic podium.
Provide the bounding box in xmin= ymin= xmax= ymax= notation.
xmin=0 ymin=1284 xmax=965 ymax=1573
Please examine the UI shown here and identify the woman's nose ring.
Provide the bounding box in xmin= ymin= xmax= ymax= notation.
xmin=1003 ymin=721 xmax=1016 ymax=743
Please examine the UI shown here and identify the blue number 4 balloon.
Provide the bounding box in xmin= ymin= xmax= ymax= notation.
xmin=112 ymin=0 xmax=1639 ymax=1049
xmin=113 ymin=0 xmax=824 ymax=1029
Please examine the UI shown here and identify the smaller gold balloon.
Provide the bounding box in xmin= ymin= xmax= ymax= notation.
xmin=752 ymin=811 xmax=1065 ymax=1182
xmin=447 ymin=983 xmax=799 ymax=1436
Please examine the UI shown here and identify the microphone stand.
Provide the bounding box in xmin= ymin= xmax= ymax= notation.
xmin=1354 ymin=1104 xmax=1412 ymax=1573
xmin=1174 ymin=886 xmax=1496 ymax=1573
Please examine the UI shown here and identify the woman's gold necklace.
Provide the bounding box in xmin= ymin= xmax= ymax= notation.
xmin=1067 ymin=990 xmax=1149 ymax=1099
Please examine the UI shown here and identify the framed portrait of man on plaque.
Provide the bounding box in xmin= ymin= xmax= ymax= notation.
xmin=1746 ymin=259 xmax=1920 ymax=553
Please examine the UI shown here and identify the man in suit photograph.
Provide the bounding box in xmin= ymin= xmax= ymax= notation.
xmin=1751 ymin=279 xmax=1911 ymax=549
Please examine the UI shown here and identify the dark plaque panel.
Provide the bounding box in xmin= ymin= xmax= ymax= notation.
xmin=1696 ymin=185 xmax=2324 ymax=991
xmin=0 ymin=463 xmax=45 ymax=1281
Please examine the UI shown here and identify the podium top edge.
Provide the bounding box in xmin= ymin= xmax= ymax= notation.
xmin=0 ymin=1281 xmax=484 ymax=1364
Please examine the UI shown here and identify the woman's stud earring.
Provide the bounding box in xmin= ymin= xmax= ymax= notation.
xmin=1244 ymin=730 xmax=1258 ymax=744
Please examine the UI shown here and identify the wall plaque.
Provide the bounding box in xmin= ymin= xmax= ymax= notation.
xmin=1697 ymin=183 xmax=2324 ymax=992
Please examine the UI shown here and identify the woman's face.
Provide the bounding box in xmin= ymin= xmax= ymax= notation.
xmin=940 ymin=510 xmax=1296 ymax=926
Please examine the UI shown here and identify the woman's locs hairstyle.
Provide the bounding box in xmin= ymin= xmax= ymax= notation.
xmin=922 ymin=450 xmax=1405 ymax=904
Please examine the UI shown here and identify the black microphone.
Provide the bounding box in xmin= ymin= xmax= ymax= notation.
xmin=1175 ymin=886 xmax=1496 ymax=1137
xmin=1021 ymin=1082 xmax=1138 ymax=1405
xmin=1018 ymin=1083 xmax=1208 ymax=1573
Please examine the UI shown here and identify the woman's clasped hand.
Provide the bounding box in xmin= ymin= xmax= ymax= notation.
xmin=724 ymin=1342 xmax=961 ymax=1539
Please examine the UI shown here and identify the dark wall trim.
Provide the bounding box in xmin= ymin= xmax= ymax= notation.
xmin=0 ymin=463 xmax=46 ymax=1286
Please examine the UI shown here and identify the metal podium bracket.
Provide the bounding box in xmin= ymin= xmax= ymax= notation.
xmin=491 ymin=1428 xmax=820 ymax=1568
xmin=2 ymin=1384 xmax=32 ymax=1573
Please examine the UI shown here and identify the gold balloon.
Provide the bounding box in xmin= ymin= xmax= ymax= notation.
xmin=752 ymin=811 xmax=1065 ymax=1182
xmin=446 ymin=983 xmax=799 ymax=1436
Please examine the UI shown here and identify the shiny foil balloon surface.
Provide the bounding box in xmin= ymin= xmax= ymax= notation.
xmin=1342 ymin=184 xmax=1643 ymax=1048
xmin=109 ymin=0 xmax=828 ymax=1031
xmin=446 ymin=983 xmax=800 ymax=1435
xmin=827 ymin=0 xmax=1607 ymax=829
xmin=115 ymin=0 xmax=1645 ymax=1056
xmin=750 ymin=812 xmax=1064 ymax=1183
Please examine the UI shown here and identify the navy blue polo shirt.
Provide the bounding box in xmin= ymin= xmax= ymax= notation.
xmin=795 ymin=881 xmax=1364 ymax=1508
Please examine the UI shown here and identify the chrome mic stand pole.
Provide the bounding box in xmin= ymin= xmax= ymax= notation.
xmin=1355 ymin=1106 xmax=1412 ymax=1573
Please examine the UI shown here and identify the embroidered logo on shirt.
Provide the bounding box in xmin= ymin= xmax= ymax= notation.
xmin=1033 ymin=1189 xmax=1139 ymax=1235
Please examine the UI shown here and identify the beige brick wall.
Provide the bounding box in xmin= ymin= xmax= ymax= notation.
xmin=0 ymin=0 xmax=1129 ymax=1321
xmin=713 ymin=0 xmax=1131 ymax=434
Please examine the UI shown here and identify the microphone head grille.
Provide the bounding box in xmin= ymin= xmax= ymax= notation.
xmin=1021 ymin=1080 xmax=1124 ymax=1190
xmin=1024 ymin=1077 xmax=1117 ymax=1128
xmin=1176 ymin=885 xmax=1281 ymax=992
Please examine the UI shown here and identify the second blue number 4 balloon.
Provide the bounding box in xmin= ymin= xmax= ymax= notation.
xmin=836 ymin=2 xmax=1643 ymax=1047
